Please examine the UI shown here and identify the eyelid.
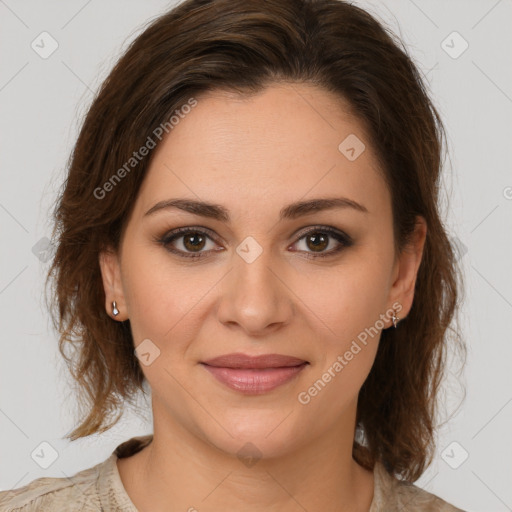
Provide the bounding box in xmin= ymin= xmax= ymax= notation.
xmin=288 ymin=225 xmax=353 ymax=259
xmin=156 ymin=226 xmax=222 ymax=259
xmin=157 ymin=224 xmax=352 ymax=258
xmin=291 ymin=224 xmax=352 ymax=244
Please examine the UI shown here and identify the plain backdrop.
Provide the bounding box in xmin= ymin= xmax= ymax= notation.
xmin=0 ymin=1 xmax=511 ymax=511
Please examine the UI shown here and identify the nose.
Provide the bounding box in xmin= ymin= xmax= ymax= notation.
xmin=216 ymin=244 xmax=294 ymax=336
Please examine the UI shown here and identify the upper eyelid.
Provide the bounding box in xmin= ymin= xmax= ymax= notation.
xmin=161 ymin=225 xmax=350 ymax=247
xmin=292 ymin=225 xmax=349 ymax=240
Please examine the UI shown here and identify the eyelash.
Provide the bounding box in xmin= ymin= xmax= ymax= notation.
xmin=156 ymin=225 xmax=353 ymax=260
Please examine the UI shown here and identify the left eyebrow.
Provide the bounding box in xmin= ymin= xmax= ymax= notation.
xmin=144 ymin=196 xmax=369 ymax=222
xmin=280 ymin=197 xmax=368 ymax=219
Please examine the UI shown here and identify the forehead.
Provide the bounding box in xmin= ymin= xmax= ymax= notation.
xmin=135 ymin=83 xmax=389 ymax=219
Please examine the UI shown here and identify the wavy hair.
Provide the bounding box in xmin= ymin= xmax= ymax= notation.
xmin=47 ymin=0 xmax=466 ymax=482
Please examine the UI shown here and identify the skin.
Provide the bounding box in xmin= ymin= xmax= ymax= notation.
xmin=99 ymin=82 xmax=426 ymax=512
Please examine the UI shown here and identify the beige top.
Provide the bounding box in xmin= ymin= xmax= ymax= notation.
xmin=0 ymin=435 xmax=465 ymax=511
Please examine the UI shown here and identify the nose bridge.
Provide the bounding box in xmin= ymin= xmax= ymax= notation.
xmin=217 ymin=234 xmax=293 ymax=333
xmin=235 ymin=236 xmax=276 ymax=292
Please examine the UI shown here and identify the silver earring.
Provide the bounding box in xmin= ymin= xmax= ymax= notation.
xmin=112 ymin=301 xmax=119 ymax=317
xmin=391 ymin=308 xmax=400 ymax=328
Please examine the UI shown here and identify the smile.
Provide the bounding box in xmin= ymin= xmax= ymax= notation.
xmin=200 ymin=362 xmax=309 ymax=394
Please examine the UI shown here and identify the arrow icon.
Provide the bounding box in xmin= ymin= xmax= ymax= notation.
xmin=236 ymin=236 xmax=263 ymax=263
xmin=237 ymin=442 xmax=262 ymax=467
xmin=135 ymin=339 xmax=161 ymax=366
xmin=441 ymin=441 xmax=469 ymax=469
xmin=338 ymin=134 xmax=365 ymax=161
xmin=31 ymin=441 xmax=59 ymax=468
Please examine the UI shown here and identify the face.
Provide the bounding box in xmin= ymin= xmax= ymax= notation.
xmin=100 ymin=83 xmax=425 ymax=459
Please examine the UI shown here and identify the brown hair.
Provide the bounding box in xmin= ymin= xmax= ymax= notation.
xmin=47 ymin=0 xmax=466 ymax=482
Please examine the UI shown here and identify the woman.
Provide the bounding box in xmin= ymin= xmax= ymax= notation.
xmin=0 ymin=0 xmax=466 ymax=510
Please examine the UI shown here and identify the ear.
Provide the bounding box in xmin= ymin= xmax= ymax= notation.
xmin=387 ymin=216 xmax=427 ymax=324
xmin=99 ymin=248 xmax=128 ymax=321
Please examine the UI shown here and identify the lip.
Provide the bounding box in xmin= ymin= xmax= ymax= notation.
xmin=201 ymin=353 xmax=309 ymax=395
xmin=202 ymin=353 xmax=307 ymax=369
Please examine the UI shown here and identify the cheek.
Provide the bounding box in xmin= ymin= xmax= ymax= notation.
xmin=297 ymin=255 xmax=391 ymax=344
xmin=120 ymin=246 xmax=176 ymax=342
xmin=120 ymin=250 xmax=205 ymax=402
xmin=293 ymin=261 xmax=389 ymax=414
xmin=289 ymin=246 xmax=393 ymax=403
xmin=121 ymin=245 xmax=217 ymax=351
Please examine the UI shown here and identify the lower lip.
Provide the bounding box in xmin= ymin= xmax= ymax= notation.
xmin=201 ymin=363 xmax=308 ymax=394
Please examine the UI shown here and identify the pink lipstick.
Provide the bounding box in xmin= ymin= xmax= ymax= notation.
xmin=201 ymin=353 xmax=308 ymax=394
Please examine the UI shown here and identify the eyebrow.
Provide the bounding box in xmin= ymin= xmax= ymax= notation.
xmin=144 ymin=197 xmax=368 ymax=221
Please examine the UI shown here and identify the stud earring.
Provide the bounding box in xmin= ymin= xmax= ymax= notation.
xmin=112 ymin=301 xmax=119 ymax=317
xmin=391 ymin=308 xmax=400 ymax=328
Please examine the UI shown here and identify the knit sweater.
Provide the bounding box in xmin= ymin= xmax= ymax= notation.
xmin=0 ymin=435 xmax=465 ymax=511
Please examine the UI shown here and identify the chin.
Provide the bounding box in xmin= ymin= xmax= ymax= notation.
xmin=196 ymin=411 xmax=304 ymax=462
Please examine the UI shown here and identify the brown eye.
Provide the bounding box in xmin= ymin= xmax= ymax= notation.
xmin=158 ymin=227 xmax=218 ymax=258
xmin=183 ymin=232 xmax=206 ymax=252
xmin=158 ymin=225 xmax=352 ymax=261
xmin=291 ymin=226 xmax=353 ymax=259
xmin=305 ymin=232 xmax=329 ymax=252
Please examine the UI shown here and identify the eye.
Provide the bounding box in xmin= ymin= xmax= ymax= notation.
xmin=157 ymin=227 xmax=220 ymax=259
xmin=290 ymin=226 xmax=353 ymax=259
xmin=157 ymin=225 xmax=353 ymax=260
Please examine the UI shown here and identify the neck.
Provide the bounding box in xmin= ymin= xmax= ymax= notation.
xmin=117 ymin=402 xmax=374 ymax=512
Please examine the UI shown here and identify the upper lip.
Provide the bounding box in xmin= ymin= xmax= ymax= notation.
xmin=202 ymin=353 xmax=308 ymax=369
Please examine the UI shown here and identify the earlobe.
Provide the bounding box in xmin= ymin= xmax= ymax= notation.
xmin=99 ymin=249 xmax=127 ymax=320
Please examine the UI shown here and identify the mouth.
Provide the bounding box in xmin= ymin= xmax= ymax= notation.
xmin=200 ymin=353 xmax=309 ymax=395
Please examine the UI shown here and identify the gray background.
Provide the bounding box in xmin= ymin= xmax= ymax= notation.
xmin=0 ymin=1 xmax=511 ymax=510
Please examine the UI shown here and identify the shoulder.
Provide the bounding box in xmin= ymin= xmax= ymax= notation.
xmin=0 ymin=457 xmax=109 ymax=512
xmin=372 ymin=462 xmax=466 ymax=512
xmin=0 ymin=435 xmax=152 ymax=512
